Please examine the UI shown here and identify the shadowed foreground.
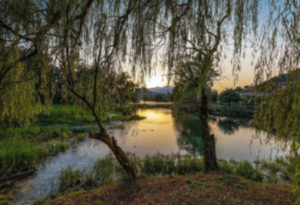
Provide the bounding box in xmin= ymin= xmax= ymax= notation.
xmin=41 ymin=173 xmax=300 ymax=205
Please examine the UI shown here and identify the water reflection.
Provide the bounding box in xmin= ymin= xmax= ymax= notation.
xmin=175 ymin=116 xmax=204 ymax=156
xmin=172 ymin=112 xmax=290 ymax=162
xmin=12 ymin=108 xmax=291 ymax=204
xmin=217 ymin=118 xmax=240 ymax=134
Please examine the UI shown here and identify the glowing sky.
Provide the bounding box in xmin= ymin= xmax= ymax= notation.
xmin=145 ymin=65 xmax=254 ymax=92
xmin=130 ymin=0 xmax=277 ymax=92
xmin=144 ymin=51 xmax=255 ymax=92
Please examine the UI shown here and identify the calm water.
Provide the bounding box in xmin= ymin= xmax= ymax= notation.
xmin=12 ymin=108 xmax=291 ymax=204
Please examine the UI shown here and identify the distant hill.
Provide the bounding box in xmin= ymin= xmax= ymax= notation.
xmin=137 ymin=86 xmax=173 ymax=100
xmin=257 ymin=69 xmax=300 ymax=91
xmin=148 ymin=86 xmax=173 ymax=94
xmin=137 ymin=89 xmax=156 ymax=99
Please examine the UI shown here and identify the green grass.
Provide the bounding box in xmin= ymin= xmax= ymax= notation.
xmin=234 ymin=161 xmax=263 ymax=182
xmin=143 ymin=154 xmax=176 ymax=175
xmin=0 ymin=104 xmax=143 ymax=177
xmin=35 ymin=104 xmax=143 ymax=124
xmin=218 ymin=161 xmax=234 ymax=174
xmin=36 ymin=105 xmax=104 ymax=123
xmin=0 ymin=195 xmax=10 ymax=205
xmin=59 ymin=167 xmax=87 ymax=192
xmin=75 ymin=133 xmax=86 ymax=141
xmin=176 ymin=155 xmax=204 ymax=175
xmin=58 ymin=155 xmax=125 ymax=193
xmin=55 ymin=153 xmax=299 ymax=200
xmin=0 ymin=126 xmax=71 ymax=142
xmin=0 ymin=126 xmax=71 ymax=176
xmin=137 ymin=104 xmax=172 ymax=109
xmin=0 ymin=137 xmax=40 ymax=175
xmin=257 ymin=151 xmax=300 ymax=185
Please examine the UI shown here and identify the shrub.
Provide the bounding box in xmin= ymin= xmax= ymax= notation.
xmin=76 ymin=133 xmax=85 ymax=141
xmin=142 ymin=154 xmax=204 ymax=175
xmin=143 ymin=154 xmax=169 ymax=175
xmin=176 ymin=155 xmax=204 ymax=175
xmin=59 ymin=167 xmax=98 ymax=192
xmin=59 ymin=167 xmax=82 ymax=192
xmin=234 ymin=161 xmax=263 ymax=182
xmin=51 ymin=127 xmax=71 ymax=140
xmin=58 ymin=156 xmax=125 ymax=192
xmin=93 ymin=156 xmax=116 ymax=185
xmin=218 ymin=161 xmax=234 ymax=174
xmin=45 ymin=142 xmax=67 ymax=156
xmin=97 ymin=156 xmax=125 ymax=181
xmin=294 ymin=168 xmax=300 ymax=186
xmin=0 ymin=195 xmax=10 ymax=205
xmin=142 ymin=154 xmax=176 ymax=175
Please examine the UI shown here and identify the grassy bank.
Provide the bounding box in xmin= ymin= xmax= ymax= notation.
xmin=0 ymin=126 xmax=79 ymax=177
xmin=0 ymin=105 xmax=144 ymax=180
xmin=37 ymin=153 xmax=300 ymax=195
xmin=41 ymin=174 xmax=300 ymax=205
xmin=36 ymin=105 xmax=144 ymax=124
xmin=1 ymin=154 xmax=295 ymax=204
xmin=136 ymin=103 xmax=172 ymax=109
xmin=49 ymin=154 xmax=265 ymax=195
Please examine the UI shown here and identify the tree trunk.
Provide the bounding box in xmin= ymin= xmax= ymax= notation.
xmin=89 ymin=130 xmax=136 ymax=179
xmin=199 ymin=88 xmax=218 ymax=172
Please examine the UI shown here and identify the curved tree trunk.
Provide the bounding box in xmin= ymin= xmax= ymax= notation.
xmin=89 ymin=130 xmax=136 ymax=179
xmin=199 ymin=88 xmax=219 ymax=172
xmin=68 ymin=88 xmax=137 ymax=179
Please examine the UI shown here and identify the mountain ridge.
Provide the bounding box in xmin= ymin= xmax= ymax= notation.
xmin=148 ymin=86 xmax=173 ymax=94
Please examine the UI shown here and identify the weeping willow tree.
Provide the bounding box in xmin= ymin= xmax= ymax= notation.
xmin=1 ymin=0 xmax=298 ymax=177
xmin=0 ymin=47 xmax=36 ymax=125
xmin=252 ymin=0 xmax=300 ymax=185
xmin=0 ymin=0 xmax=63 ymax=124
xmin=145 ymin=0 xmax=260 ymax=172
xmin=254 ymin=0 xmax=300 ymax=140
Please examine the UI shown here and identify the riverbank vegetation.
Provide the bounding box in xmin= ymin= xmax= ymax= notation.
xmin=41 ymin=173 xmax=300 ymax=205
xmin=38 ymin=154 xmax=300 ymax=205
xmin=0 ymin=126 xmax=71 ymax=177
xmin=0 ymin=103 xmax=143 ymax=179
xmin=53 ymin=153 xmax=300 ymax=195
xmin=56 ymin=154 xmax=265 ymax=194
xmin=37 ymin=105 xmax=143 ymax=124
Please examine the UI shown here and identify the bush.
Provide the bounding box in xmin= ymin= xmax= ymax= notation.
xmin=93 ymin=155 xmax=124 ymax=185
xmin=143 ymin=154 xmax=176 ymax=175
xmin=218 ymin=161 xmax=234 ymax=174
xmin=76 ymin=133 xmax=85 ymax=141
xmin=0 ymin=195 xmax=10 ymax=205
xmin=52 ymin=127 xmax=71 ymax=139
xmin=58 ymin=156 xmax=125 ymax=193
xmin=44 ymin=141 xmax=67 ymax=156
xmin=234 ymin=161 xmax=263 ymax=182
xmin=176 ymin=155 xmax=204 ymax=175
xmin=59 ymin=167 xmax=97 ymax=192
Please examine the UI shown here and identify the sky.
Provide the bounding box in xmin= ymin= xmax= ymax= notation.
xmin=143 ymin=41 xmax=257 ymax=92
xmin=143 ymin=0 xmax=274 ymax=92
xmin=145 ymin=55 xmax=254 ymax=92
xmin=144 ymin=56 xmax=255 ymax=92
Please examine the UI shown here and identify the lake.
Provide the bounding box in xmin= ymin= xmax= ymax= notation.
xmin=12 ymin=108 xmax=291 ymax=204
